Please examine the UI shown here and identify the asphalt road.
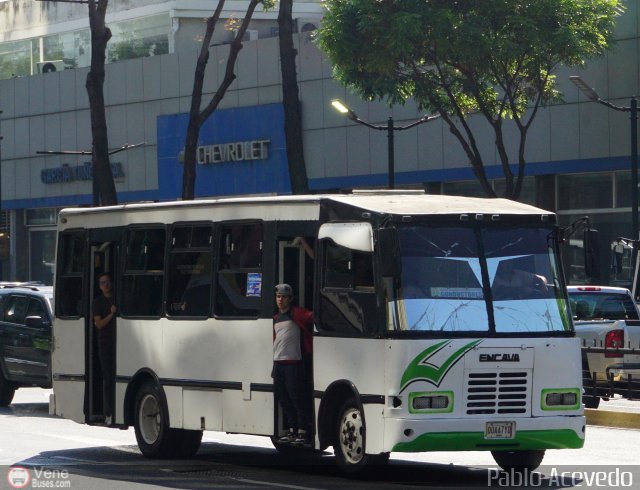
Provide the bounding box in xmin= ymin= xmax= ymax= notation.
xmin=2 ymin=389 xmax=640 ymax=490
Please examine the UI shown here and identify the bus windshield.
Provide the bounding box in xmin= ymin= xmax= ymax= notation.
xmin=395 ymin=225 xmax=569 ymax=333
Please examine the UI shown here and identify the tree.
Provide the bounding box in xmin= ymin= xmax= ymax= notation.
xmin=182 ymin=0 xmax=274 ymax=200
xmin=278 ymin=0 xmax=310 ymax=194
xmin=317 ymin=0 xmax=622 ymax=199
xmin=37 ymin=0 xmax=117 ymax=205
xmin=87 ymin=0 xmax=117 ymax=205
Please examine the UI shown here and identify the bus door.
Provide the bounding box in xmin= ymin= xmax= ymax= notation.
xmin=275 ymin=237 xmax=315 ymax=439
xmin=88 ymin=240 xmax=118 ymax=423
xmin=278 ymin=238 xmax=313 ymax=308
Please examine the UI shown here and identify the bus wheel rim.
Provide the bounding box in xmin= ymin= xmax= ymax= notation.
xmin=139 ymin=393 xmax=161 ymax=445
xmin=339 ymin=407 xmax=364 ymax=464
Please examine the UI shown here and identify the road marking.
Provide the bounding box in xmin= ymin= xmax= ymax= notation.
xmin=232 ymin=478 xmax=325 ymax=490
xmin=21 ymin=431 xmax=135 ymax=447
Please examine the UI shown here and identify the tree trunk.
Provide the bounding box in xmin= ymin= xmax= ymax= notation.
xmin=278 ymin=0 xmax=309 ymax=194
xmin=182 ymin=0 xmax=260 ymax=200
xmin=87 ymin=0 xmax=117 ymax=206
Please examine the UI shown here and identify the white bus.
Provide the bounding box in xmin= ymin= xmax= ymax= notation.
xmin=51 ymin=191 xmax=585 ymax=472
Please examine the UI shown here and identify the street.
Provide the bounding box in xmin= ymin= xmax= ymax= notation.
xmin=1 ymin=389 xmax=640 ymax=489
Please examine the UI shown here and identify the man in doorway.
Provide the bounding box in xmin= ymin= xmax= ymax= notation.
xmin=273 ymin=283 xmax=313 ymax=444
xmin=93 ymin=273 xmax=116 ymax=425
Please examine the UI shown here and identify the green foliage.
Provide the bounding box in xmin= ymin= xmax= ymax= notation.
xmin=108 ymin=34 xmax=169 ymax=63
xmin=318 ymin=0 xmax=622 ymax=118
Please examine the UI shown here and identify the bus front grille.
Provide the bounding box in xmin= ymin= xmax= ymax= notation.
xmin=465 ymin=371 xmax=529 ymax=415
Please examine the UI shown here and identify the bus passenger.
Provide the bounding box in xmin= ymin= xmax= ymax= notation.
xmin=93 ymin=273 xmax=116 ymax=425
xmin=273 ymin=283 xmax=313 ymax=445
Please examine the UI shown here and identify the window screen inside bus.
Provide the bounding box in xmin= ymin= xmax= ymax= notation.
xmin=396 ymin=226 xmax=568 ymax=333
xmin=215 ymin=223 xmax=262 ymax=317
xmin=167 ymin=225 xmax=213 ymax=317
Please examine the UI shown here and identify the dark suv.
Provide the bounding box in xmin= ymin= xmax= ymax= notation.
xmin=0 ymin=283 xmax=53 ymax=406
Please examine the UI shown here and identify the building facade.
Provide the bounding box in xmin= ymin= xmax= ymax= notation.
xmin=0 ymin=0 xmax=639 ymax=286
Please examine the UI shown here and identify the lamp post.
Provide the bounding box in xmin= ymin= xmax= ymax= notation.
xmin=331 ymin=100 xmax=439 ymax=189
xmin=569 ymin=76 xmax=638 ymax=244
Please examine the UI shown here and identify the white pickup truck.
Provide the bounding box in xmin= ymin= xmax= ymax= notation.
xmin=568 ymin=285 xmax=640 ymax=408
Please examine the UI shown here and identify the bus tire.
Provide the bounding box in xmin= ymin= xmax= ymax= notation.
xmin=583 ymin=395 xmax=600 ymax=409
xmin=334 ymin=397 xmax=386 ymax=474
xmin=491 ymin=449 xmax=545 ymax=473
xmin=0 ymin=371 xmax=15 ymax=407
xmin=134 ymin=381 xmax=202 ymax=458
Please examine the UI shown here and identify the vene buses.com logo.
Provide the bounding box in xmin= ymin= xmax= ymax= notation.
xmin=7 ymin=466 xmax=30 ymax=489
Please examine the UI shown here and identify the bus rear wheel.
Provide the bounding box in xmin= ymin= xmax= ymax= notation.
xmin=134 ymin=381 xmax=202 ymax=458
xmin=334 ymin=397 xmax=388 ymax=474
xmin=491 ymin=449 xmax=545 ymax=473
xmin=0 ymin=371 xmax=15 ymax=407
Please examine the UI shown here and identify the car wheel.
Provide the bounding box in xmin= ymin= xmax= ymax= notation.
xmin=0 ymin=370 xmax=16 ymax=407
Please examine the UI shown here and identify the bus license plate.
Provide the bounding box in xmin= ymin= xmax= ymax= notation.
xmin=485 ymin=421 xmax=515 ymax=439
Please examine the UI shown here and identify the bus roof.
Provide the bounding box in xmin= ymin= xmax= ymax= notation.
xmin=58 ymin=192 xmax=552 ymax=220
xmin=327 ymin=192 xmax=549 ymax=216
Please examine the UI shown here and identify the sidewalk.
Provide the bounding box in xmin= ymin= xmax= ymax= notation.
xmin=585 ymin=395 xmax=640 ymax=429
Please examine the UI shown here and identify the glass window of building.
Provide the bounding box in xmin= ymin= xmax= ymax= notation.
xmin=108 ymin=14 xmax=170 ymax=63
xmin=559 ymin=211 xmax=633 ymax=287
xmin=557 ymin=173 xmax=613 ymax=210
xmin=0 ymin=13 xmax=170 ymax=80
xmin=26 ymin=209 xmax=57 ymax=226
xmin=0 ymin=39 xmax=39 ymax=79
xmin=43 ymin=29 xmax=91 ymax=70
xmin=493 ymin=176 xmax=536 ymax=205
xmin=614 ymin=170 xmax=640 ymax=209
xmin=443 ymin=176 xmax=536 ymax=204
xmin=443 ymin=180 xmax=486 ymax=198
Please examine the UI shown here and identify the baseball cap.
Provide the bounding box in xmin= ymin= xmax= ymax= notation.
xmin=275 ymin=284 xmax=293 ymax=296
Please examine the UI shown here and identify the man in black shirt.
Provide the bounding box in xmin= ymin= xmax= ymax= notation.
xmin=92 ymin=273 xmax=116 ymax=424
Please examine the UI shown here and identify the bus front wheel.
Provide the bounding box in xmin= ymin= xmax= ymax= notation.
xmin=334 ymin=397 xmax=388 ymax=473
xmin=491 ymin=449 xmax=545 ymax=473
xmin=134 ymin=381 xmax=202 ymax=458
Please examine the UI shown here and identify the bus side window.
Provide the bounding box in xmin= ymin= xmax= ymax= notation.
xmin=56 ymin=231 xmax=85 ymax=318
xmin=319 ymin=242 xmax=377 ymax=335
xmin=324 ymin=244 xmax=352 ymax=289
xmin=215 ymin=223 xmax=262 ymax=317
xmin=122 ymin=228 xmax=166 ymax=317
xmin=167 ymin=225 xmax=213 ymax=318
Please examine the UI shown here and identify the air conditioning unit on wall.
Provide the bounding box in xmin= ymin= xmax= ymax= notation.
xmin=37 ymin=60 xmax=66 ymax=74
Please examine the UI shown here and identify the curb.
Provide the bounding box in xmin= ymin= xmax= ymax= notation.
xmin=585 ymin=409 xmax=640 ymax=429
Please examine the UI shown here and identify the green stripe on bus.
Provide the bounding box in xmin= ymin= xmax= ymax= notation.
xmin=392 ymin=429 xmax=584 ymax=452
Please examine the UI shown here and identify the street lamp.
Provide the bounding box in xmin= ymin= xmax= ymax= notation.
xmin=331 ymin=99 xmax=439 ymax=189
xmin=569 ymin=76 xmax=638 ymax=244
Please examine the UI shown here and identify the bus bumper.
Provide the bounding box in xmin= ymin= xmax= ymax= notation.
xmin=386 ymin=415 xmax=585 ymax=453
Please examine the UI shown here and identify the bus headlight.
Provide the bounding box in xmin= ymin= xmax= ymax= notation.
xmin=541 ymin=388 xmax=580 ymax=410
xmin=409 ymin=391 xmax=453 ymax=414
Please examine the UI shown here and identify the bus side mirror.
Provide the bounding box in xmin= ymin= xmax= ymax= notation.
xmin=377 ymin=228 xmax=401 ymax=278
xmin=584 ymin=229 xmax=600 ymax=279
